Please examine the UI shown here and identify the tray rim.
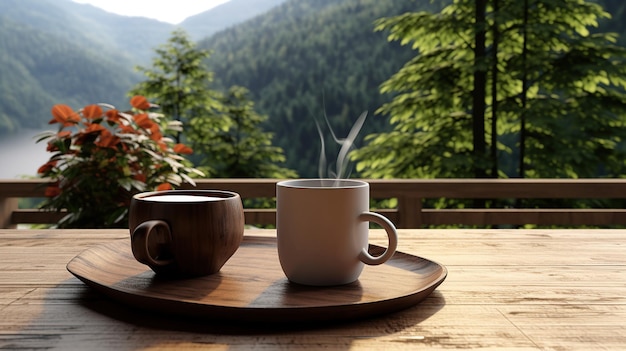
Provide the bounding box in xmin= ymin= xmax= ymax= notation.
xmin=67 ymin=235 xmax=447 ymax=323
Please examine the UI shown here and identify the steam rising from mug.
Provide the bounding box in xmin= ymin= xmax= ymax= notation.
xmin=314 ymin=111 xmax=367 ymax=180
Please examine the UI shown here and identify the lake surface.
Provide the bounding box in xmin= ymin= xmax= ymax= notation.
xmin=0 ymin=129 xmax=52 ymax=179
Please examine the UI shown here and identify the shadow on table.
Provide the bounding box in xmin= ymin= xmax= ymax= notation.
xmin=76 ymin=280 xmax=446 ymax=331
xmin=13 ymin=279 xmax=446 ymax=350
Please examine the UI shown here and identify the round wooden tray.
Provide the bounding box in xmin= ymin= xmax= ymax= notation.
xmin=67 ymin=236 xmax=447 ymax=323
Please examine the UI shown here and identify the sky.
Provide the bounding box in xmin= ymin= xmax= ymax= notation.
xmin=72 ymin=0 xmax=231 ymax=24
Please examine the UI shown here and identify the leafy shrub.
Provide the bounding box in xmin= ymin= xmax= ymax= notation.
xmin=37 ymin=96 xmax=202 ymax=228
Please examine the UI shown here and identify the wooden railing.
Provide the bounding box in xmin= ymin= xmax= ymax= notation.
xmin=2 ymin=178 xmax=626 ymax=229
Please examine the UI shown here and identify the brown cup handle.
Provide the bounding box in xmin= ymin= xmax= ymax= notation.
xmin=131 ymin=220 xmax=175 ymax=268
xmin=357 ymin=212 xmax=399 ymax=265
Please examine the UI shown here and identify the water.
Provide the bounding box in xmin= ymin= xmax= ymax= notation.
xmin=0 ymin=128 xmax=52 ymax=179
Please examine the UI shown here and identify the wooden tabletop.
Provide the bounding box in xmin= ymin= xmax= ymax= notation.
xmin=0 ymin=228 xmax=624 ymax=350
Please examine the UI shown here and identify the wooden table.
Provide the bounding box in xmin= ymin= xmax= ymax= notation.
xmin=0 ymin=228 xmax=624 ymax=350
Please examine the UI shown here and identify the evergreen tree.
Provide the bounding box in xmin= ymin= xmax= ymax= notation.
xmin=188 ymin=86 xmax=297 ymax=178
xmin=353 ymin=0 xmax=626 ymax=179
xmin=131 ymin=29 xmax=294 ymax=178
xmin=129 ymin=29 xmax=224 ymax=144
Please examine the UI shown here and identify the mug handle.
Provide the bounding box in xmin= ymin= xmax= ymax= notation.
xmin=131 ymin=220 xmax=175 ymax=268
xmin=357 ymin=212 xmax=399 ymax=265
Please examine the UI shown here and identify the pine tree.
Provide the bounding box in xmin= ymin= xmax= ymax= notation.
xmin=188 ymin=86 xmax=297 ymax=178
xmin=129 ymin=29 xmax=224 ymax=144
xmin=131 ymin=29 xmax=295 ymax=179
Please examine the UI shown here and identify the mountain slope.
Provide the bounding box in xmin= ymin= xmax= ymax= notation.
xmin=54 ymin=0 xmax=176 ymax=64
xmin=0 ymin=15 xmax=139 ymax=133
xmin=0 ymin=0 xmax=170 ymax=133
xmin=182 ymin=0 xmax=287 ymax=40
xmin=200 ymin=0 xmax=441 ymax=177
xmin=0 ymin=0 xmax=170 ymax=65
xmin=0 ymin=0 xmax=284 ymax=134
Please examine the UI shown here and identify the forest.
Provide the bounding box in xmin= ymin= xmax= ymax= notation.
xmin=201 ymin=0 xmax=444 ymax=176
xmin=1 ymin=0 xmax=626 ymax=179
xmin=199 ymin=0 xmax=626 ymax=177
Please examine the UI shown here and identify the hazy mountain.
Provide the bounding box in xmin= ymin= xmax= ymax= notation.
xmin=200 ymin=0 xmax=441 ymax=176
xmin=53 ymin=0 xmax=176 ymax=63
xmin=182 ymin=0 xmax=287 ymax=40
xmin=0 ymin=0 xmax=171 ymax=133
xmin=0 ymin=0 xmax=285 ymax=134
xmin=0 ymin=3 xmax=141 ymax=132
xmin=0 ymin=0 xmax=172 ymax=65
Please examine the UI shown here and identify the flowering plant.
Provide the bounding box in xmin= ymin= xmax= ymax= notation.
xmin=37 ymin=96 xmax=203 ymax=228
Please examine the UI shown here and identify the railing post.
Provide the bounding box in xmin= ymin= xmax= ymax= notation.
xmin=397 ymin=195 xmax=422 ymax=229
xmin=0 ymin=197 xmax=18 ymax=229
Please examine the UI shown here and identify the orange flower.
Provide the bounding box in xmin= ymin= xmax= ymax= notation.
xmin=119 ymin=124 xmax=138 ymax=134
xmin=156 ymin=183 xmax=172 ymax=191
xmin=44 ymin=184 xmax=62 ymax=197
xmin=95 ymin=130 xmax=120 ymax=149
xmin=37 ymin=160 xmax=57 ymax=174
xmin=130 ymin=96 xmax=151 ymax=110
xmin=105 ymin=109 xmax=120 ymax=123
xmin=83 ymin=105 xmax=103 ymax=120
xmin=46 ymin=142 xmax=59 ymax=152
xmin=50 ymin=104 xmax=80 ymax=126
xmin=57 ymin=130 xmax=71 ymax=138
xmin=133 ymin=113 xmax=154 ymax=130
xmin=150 ymin=123 xmax=163 ymax=142
xmin=149 ymin=123 xmax=161 ymax=135
xmin=83 ymin=123 xmax=106 ymax=134
xmin=173 ymin=143 xmax=193 ymax=154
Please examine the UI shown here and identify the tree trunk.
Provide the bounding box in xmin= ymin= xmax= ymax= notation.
xmin=491 ymin=0 xmax=499 ymax=178
xmin=519 ymin=0 xmax=530 ymax=178
xmin=472 ymin=0 xmax=488 ymax=178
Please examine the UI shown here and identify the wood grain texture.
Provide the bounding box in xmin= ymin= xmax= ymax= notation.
xmin=128 ymin=190 xmax=245 ymax=277
xmin=66 ymin=237 xmax=446 ymax=322
xmin=1 ymin=228 xmax=625 ymax=350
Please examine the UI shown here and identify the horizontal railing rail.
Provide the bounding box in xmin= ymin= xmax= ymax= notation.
xmin=2 ymin=178 xmax=626 ymax=228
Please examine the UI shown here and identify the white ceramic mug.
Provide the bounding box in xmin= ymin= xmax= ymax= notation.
xmin=276 ymin=179 xmax=398 ymax=286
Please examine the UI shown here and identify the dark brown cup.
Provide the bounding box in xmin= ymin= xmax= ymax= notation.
xmin=129 ymin=190 xmax=245 ymax=277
